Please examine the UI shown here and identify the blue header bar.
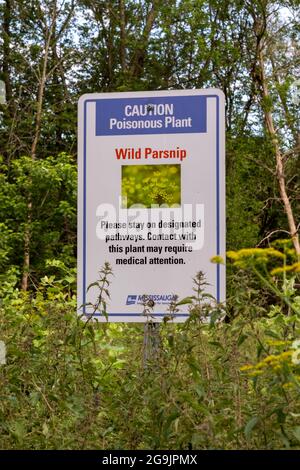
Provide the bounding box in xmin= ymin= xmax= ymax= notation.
xmin=95 ymin=95 xmax=207 ymax=136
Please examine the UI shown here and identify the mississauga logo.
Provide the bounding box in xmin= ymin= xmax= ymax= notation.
xmin=126 ymin=295 xmax=138 ymax=305
xmin=126 ymin=294 xmax=177 ymax=305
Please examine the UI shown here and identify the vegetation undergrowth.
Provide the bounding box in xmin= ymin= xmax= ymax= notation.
xmin=0 ymin=242 xmax=299 ymax=449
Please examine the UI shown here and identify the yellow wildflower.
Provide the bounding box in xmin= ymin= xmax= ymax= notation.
xmin=210 ymin=255 xmax=225 ymax=264
xmin=226 ymin=247 xmax=285 ymax=269
xmin=226 ymin=251 xmax=239 ymax=260
xmin=249 ymin=370 xmax=263 ymax=377
xmin=265 ymin=339 xmax=289 ymax=347
xmin=240 ymin=364 xmax=254 ymax=371
xmin=271 ymin=262 xmax=300 ymax=276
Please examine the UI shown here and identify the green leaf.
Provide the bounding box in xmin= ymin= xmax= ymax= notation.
xmin=194 ymin=384 xmax=205 ymax=399
xmin=87 ymin=324 xmax=95 ymax=340
xmin=244 ymin=416 xmax=259 ymax=440
xmin=202 ymin=293 xmax=216 ymax=299
xmin=163 ymin=410 xmax=180 ymax=435
xmin=292 ymin=426 xmax=300 ymax=442
xmin=280 ymin=432 xmax=290 ymax=449
xmin=176 ymin=297 xmax=193 ymax=306
xmin=42 ymin=422 xmax=49 ymax=437
xmin=256 ymin=342 xmax=264 ymax=359
xmin=208 ymin=341 xmax=224 ymax=350
xmin=87 ymin=282 xmax=100 ymax=292
xmin=264 ymin=329 xmax=281 ymax=339
xmin=10 ymin=421 xmax=26 ymax=444
xmin=237 ymin=334 xmax=248 ymax=347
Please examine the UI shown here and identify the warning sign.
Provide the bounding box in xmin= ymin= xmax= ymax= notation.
xmin=78 ymin=89 xmax=225 ymax=322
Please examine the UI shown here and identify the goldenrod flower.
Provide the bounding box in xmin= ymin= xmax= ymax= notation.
xmin=210 ymin=255 xmax=225 ymax=264
xmin=271 ymin=262 xmax=300 ymax=275
xmin=240 ymin=364 xmax=254 ymax=371
xmin=226 ymin=247 xmax=285 ymax=269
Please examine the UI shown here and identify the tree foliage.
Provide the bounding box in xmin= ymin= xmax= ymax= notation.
xmin=0 ymin=0 xmax=299 ymax=450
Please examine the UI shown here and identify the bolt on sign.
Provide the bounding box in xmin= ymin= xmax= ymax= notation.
xmin=78 ymin=89 xmax=225 ymax=322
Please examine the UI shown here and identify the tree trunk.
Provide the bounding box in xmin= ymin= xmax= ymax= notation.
xmin=270 ymin=57 xmax=298 ymax=142
xmin=2 ymin=0 xmax=13 ymax=108
xmin=119 ymin=0 xmax=126 ymax=74
xmin=30 ymin=38 xmax=52 ymax=159
xmin=22 ymin=3 xmax=57 ymax=290
xmin=258 ymin=41 xmax=300 ymax=256
xmin=21 ymin=201 xmax=32 ymax=291
xmin=129 ymin=0 xmax=161 ymax=80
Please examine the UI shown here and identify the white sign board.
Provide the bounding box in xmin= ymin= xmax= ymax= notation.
xmin=78 ymin=89 xmax=225 ymax=322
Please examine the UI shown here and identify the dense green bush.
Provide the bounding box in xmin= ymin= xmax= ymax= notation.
xmin=0 ymin=154 xmax=77 ymax=289
xmin=0 ymin=244 xmax=299 ymax=449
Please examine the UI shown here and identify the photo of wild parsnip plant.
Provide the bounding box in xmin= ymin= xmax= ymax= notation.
xmin=121 ymin=164 xmax=181 ymax=208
